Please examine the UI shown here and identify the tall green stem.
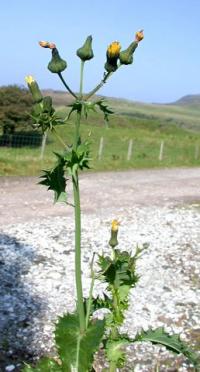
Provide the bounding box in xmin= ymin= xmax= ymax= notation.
xmin=79 ymin=61 xmax=85 ymax=99
xmin=72 ymin=60 xmax=86 ymax=334
xmin=85 ymin=253 xmax=95 ymax=329
xmin=73 ymin=173 xmax=85 ymax=333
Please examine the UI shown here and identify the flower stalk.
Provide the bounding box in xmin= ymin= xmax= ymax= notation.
xmin=57 ymin=72 xmax=77 ymax=99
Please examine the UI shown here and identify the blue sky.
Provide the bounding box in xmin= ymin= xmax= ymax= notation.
xmin=1 ymin=0 xmax=200 ymax=103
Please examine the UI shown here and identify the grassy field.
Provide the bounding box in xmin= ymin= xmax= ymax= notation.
xmin=1 ymin=103 xmax=200 ymax=176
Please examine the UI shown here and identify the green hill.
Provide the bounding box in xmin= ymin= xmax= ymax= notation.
xmin=43 ymin=90 xmax=200 ymax=132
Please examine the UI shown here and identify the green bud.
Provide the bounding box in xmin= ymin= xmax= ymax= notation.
xmin=119 ymin=41 xmax=138 ymax=65
xmin=25 ymin=76 xmax=43 ymax=103
xmin=104 ymin=60 xmax=118 ymax=73
xmin=48 ymin=48 xmax=67 ymax=73
xmin=42 ymin=96 xmax=55 ymax=114
xmin=76 ymin=35 xmax=94 ymax=62
xmin=109 ymin=220 xmax=120 ymax=248
xmin=109 ymin=229 xmax=118 ymax=248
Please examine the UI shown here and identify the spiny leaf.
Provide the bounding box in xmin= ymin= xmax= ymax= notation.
xmin=67 ymin=101 xmax=83 ymax=119
xmin=106 ymin=339 xmax=129 ymax=368
xmin=22 ymin=358 xmax=63 ymax=371
xmin=39 ymin=153 xmax=67 ymax=203
xmin=55 ymin=313 xmax=105 ymax=372
xmin=95 ymin=99 xmax=114 ymax=123
xmin=134 ymin=327 xmax=200 ymax=368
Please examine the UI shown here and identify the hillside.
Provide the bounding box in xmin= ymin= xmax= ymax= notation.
xmin=171 ymin=94 xmax=200 ymax=106
xmin=43 ymin=90 xmax=200 ymax=132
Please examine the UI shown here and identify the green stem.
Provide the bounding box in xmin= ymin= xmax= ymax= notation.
xmin=84 ymin=71 xmax=112 ymax=101
xmin=73 ymin=174 xmax=85 ymax=333
xmin=52 ymin=127 xmax=70 ymax=149
xmin=72 ymin=60 xmax=86 ymax=334
xmin=57 ymin=72 xmax=78 ymax=99
xmin=74 ymin=111 xmax=81 ymax=149
xmin=109 ymin=361 xmax=117 ymax=372
xmin=85 ymin=253 xmax=95 ymax=329
xmin=79 ymin=61 xmax=85 ymax=99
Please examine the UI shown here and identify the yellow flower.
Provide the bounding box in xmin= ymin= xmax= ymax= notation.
xmin=39 ymin=41 xmax=56 ymax=49
xmin=25 ymin=75 xmax=35 ymax=85
xmin=111 ymin=219 xmax=120 ymax=232
xmin=107 ymin=41 xmax=121 ymax=58
xmin=135 ymin=30 xmax=144 ymax=42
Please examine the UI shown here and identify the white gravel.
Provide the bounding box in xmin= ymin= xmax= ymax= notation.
xmin=0 ymin=205 xmax=200 ymax=371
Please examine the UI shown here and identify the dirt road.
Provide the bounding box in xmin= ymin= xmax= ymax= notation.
xmin=0 ymin=167 xmax=200 ymax=225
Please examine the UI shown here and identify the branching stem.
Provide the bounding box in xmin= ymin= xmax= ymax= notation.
xmin=57 ymin=72 xmax=78 ymax=99
xmin=84 ymin=71 xmax=112 ymax=101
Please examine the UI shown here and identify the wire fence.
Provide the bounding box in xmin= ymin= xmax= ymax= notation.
xmin=0 ymin=133 xmax=200 ymax=171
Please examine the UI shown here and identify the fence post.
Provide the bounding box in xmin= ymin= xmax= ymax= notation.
xmin=98 ymin=137 xmax=104 ymax=160
xmin=40 ymin=132 xmax=47 ymax=160
xmin=195 ymin=144 xmax=199 ymax=160
xmin=127 ymin=139 xmax=133 ymax=161
xmin=159 ymin=140 xmax=164 ymax=161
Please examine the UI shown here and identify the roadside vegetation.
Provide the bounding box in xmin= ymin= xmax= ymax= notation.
xmin=0 ymin=87 xmax=200 ymax=176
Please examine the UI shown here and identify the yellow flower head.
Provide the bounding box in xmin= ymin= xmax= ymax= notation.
xmin=111 ymin=219 xmax=120 ymax=232
xmin=107 ymin=41 xmax=121 ymax=58
xmin=39 ymin=41 xmax=56 ymax=49
xmin=25 ymin=75 xmax=35 ymax=85
xmin=135 ymin=30 xmax=144 ymax=42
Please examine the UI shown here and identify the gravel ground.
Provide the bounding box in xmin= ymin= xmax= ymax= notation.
xmin=0 ymin=168 xmax=200 ymax=371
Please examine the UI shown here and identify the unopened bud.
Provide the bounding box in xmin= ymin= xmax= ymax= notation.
xmin=48 ymin=48 xmax=67 ymax=73
xmin=119 ymin=30 xmax=144 ymax=65
xmin=25 ymin=75 xmax=43 ymax=103
xmin=109 ymin=219 xmax=120 ymax=248
xmin=39 ymin=41 xmax=67 ymax=73
xmin=76 ymin=35 xmax=94 ymax=62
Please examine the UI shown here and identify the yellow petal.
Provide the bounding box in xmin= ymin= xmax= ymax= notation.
xmin=107 ymin=41 xmax=121 ymax=58
xmin=111 ymin=219 xmax=120 ymax=232
xmin=25 ymin=75 xmax=35 ymax=85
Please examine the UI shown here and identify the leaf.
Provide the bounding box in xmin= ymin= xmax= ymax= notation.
xmin=134 ymin=327 xmax=200 ymax=368
xmin=22 ymin=358 xmax=63 ymax=371
xmin=106 ymin=339 xmax=129 ymax=368
xmin=55 ymin=313 xmax=105 ymax=372
xmin=95 ymin=99 xmax=114 ymax=123
xmin=67 ymin=101 xmax=83 ymax=119
xmin=39 ymin=153 xmax=67 ymax=203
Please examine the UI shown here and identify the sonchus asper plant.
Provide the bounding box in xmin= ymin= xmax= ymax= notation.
xmin=23 ymin=31 xmax=200 ymax=372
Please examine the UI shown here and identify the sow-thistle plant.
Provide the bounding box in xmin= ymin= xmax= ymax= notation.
xmin=23 ymin=31 xmax=200 ymax=372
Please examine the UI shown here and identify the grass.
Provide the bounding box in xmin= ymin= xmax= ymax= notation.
xmin=1 ymin=107 xmax=200 ymax=176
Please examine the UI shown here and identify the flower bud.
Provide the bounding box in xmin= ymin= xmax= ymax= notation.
xmin=42 ymin=96 xmax=55 ymax=114
xmin=48 ymin=48 xmax=67 ymax=73
xmin=76 ymin=35 xmax=94 ymax=62
xmin=109 ymin=219 xmax=120 ymax=248
xmin=39 ymin=41 xmax=67 ymax=73
xmin=119 ymin=30 xmax=144 ymax=65
xmin=25 ymin=75 xmax=43 ymax=103
xmin=104 ymin=41 xmax=121 ymax=73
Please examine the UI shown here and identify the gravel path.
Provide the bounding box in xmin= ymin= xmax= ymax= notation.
xmin=0 ymin=168 xmax=200 ymax=371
